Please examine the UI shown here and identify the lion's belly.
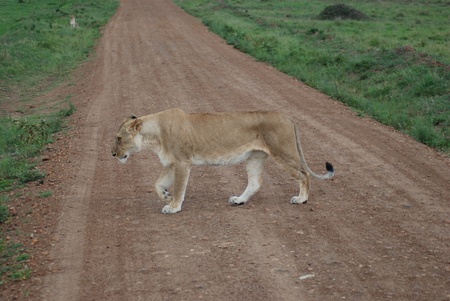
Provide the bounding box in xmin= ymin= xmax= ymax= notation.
xmin=190 ymin=139 xmax=269 ymax=166
xmin=191 ymin=150 xmax=253 ymax=166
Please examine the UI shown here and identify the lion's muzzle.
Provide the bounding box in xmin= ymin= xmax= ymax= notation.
xmin=111 ymin=148 xmax=129 ymax=163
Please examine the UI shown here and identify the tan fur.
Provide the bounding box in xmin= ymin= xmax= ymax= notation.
xmin=112 ymin=108 xmax=334 ymax=214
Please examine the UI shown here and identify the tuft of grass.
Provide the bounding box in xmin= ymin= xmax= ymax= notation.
xmin=0 ymin=196 xmax=9 ymax=224
xmin=0 ymin=239 xmax=32 ymax=285
xmin=175 ymin=0 xmax=450 ymax=154
xmin=38 ymin=191 xmax=53 ymax=198
xmin=0 ymin=104 xmax=76 ymax=193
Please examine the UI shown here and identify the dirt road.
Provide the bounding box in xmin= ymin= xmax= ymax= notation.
xmin=6 ymin=0 xmax=450 ymax=300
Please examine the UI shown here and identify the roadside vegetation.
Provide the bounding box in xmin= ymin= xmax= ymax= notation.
xmin=175 ymin=0 xmax=449 ymax=154
xmin=0 ymin=0 xmax=118 ymax=286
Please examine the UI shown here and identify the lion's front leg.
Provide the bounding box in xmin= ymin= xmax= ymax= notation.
xmin=161 ymin=163 xmax=191 ymax=214
xmin=155 ymin=166 xmax=174 ymax=202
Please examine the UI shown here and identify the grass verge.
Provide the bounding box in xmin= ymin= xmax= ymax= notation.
xmin=175 ymin=0 xmax=449 ymax=154
xmin=0 ymin=0 xmax=118 ymax=288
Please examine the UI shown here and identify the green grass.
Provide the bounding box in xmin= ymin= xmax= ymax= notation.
xmin=0 ymin=238 xmax=32 ymax=285
xmin=0 ymin=196 xmax=8 ymax=224
xmin=38 ymin=191 xmax=53 ymax=198
xmin=0 ymin=0 xmax=119 ymax=97
xmin=0 ymin=101 xmax=76 ymax=193
xmin=175 ymin=0 xmax=450 ymax=153
xmin=0 ymin=0 xmax=119 ymax=288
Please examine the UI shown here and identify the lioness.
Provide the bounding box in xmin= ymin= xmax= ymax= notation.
xmin=112 ymin=108 xmax=334 ymax=214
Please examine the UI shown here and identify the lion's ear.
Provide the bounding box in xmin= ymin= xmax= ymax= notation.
xmin=123 ymin=114 xmax=138 ymax=123
xmin=130 ymin=118 xmax=143 ymax=133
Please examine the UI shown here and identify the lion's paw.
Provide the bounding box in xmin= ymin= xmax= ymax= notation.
xmin=229 ymin=196 xmax=246 ymax=206
xmin=290 ymin=196 xmax=308 ymax=204
xmin=162 ymin=204 xmax=181 ymax=214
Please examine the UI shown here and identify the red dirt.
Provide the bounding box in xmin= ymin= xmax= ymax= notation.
xmin=2 ymin=0 xmax=449 ymax=300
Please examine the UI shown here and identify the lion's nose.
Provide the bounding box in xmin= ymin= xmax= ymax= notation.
xmin=112 ymin=151 xmax=117 ymax=157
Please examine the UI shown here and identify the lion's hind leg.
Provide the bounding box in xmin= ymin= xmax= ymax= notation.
xmin=272 ymin=154 xmax=310 ymax=204
xmin=229 ymin=151 xmax=268 ymax=206
xmin=290 ymin=170 xmax=310 ymax=204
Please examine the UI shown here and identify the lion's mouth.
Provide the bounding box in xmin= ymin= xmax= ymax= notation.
xmin=118 ymin=154 xmax=129 ymax=163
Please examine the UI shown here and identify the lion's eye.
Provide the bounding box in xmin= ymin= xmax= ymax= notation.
xmin=116 ymin=137 xmax=121 ymax=143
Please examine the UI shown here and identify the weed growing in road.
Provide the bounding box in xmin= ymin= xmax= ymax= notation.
xmin=38 ymin=191 xmax=53 ymax=198
xmin=175 ymin=0 xmax=450 ymax=153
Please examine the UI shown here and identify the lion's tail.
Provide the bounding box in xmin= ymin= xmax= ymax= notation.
xmin=294 ymin=124 xmax=335 ymax=180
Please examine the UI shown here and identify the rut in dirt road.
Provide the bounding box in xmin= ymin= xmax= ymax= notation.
xmin=39 ymin=0 xmax=450 ymax=300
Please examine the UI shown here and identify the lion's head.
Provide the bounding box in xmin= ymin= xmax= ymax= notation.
xmin=111 ymin=115 xmax=143 ymax=163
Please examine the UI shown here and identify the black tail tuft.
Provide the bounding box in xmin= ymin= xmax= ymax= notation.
xmin=325 ymin=162 xmax=334 ymax=173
